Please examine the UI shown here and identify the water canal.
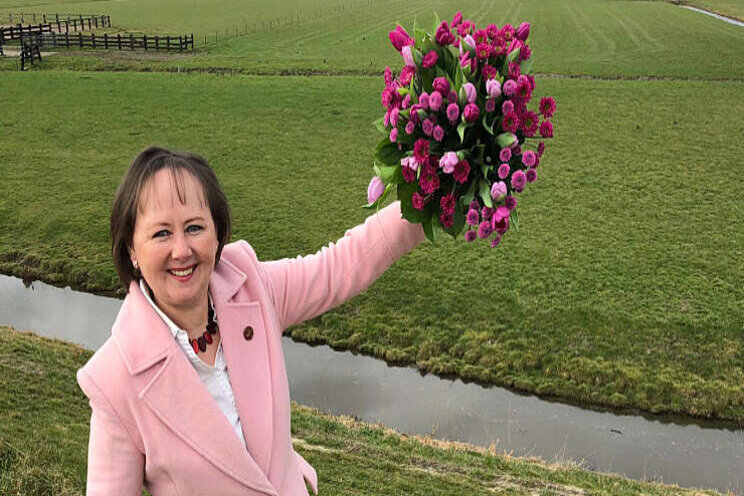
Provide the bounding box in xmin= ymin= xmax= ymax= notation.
xmin=1 ymin=274 xmax=742 ymax=494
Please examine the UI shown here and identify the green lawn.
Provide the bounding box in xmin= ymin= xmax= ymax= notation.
xmin=0 ymin=326 xmax=724 ymax=495
xmin=1 ymin=71 xmax=742 ymax=422
xmin=2 ymin=0 xmax=743 ymax=78
xmin=679 ymin=0 xmax=744 ymax=21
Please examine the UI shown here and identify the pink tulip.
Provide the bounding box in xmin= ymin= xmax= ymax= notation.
xmin=367 ymin=176 xmax=385 ymax=204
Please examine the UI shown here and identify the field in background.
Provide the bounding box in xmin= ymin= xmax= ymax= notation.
xmin=2 ymin=0 xmax=743 ymax=78
xmin=1 ymin=70 xmax=742 ymax=421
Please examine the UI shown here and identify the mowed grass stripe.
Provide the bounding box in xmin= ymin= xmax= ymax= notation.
xmin=1 ymin=71 xmax=743 ymax=421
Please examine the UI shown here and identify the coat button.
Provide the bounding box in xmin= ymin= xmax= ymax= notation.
xmin=243 ymin=325 xmax=254 ymax=341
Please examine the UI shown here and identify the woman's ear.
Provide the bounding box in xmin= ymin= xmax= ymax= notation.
xmin=128 ymin=246 xmax=138 ymax=269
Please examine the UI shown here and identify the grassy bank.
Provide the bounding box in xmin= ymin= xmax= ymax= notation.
xmin=1 ymin=71 xmax=743 ymax=423
xmin=0 ymin=326 xmax=725 ymax=495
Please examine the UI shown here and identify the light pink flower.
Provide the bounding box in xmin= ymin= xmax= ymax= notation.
xmin=400 ymin=156 xmax=418 ymax=171
xmin=490 ymin=181 xmax=507 ymax=201
xmin=389 ymin=128 xmax=398 ymax=142
xmin=401 ymin=45 xmax=415 ymax=67
xmin=463 ymin=82 xmax=477 ymax=103
xmin=367 ymin=176 xmax=385 ymax=204
xmin=486 ymin=79 xmax=501 ymax=99
xmin=439 ymin=152 xmax=459 ymax=174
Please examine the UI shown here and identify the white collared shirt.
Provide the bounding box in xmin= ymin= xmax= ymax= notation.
xmin=139 ymin=278 xmax=246 ymax=448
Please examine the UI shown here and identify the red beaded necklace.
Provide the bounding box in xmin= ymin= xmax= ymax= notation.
xmin=190 ymin=295 xmax=219 ymax=354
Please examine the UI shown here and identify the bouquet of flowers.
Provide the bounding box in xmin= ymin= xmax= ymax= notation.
xmin=365 ymin=12 xmax=556 ymax=247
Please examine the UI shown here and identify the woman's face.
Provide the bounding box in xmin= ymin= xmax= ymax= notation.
xmin=129 ymin=168 xmax=218 ymax=319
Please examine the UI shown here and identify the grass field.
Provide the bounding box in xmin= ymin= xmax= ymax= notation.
xmin=2 ymin=0 xmax=744 ymax=78
xmin=1 ymin=70 xmax=742 ymax=422
xmin=0 ymin=326 xmax=725 ymax=496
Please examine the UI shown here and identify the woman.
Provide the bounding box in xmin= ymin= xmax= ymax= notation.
xmin=76 ymin=146 xmax=425 ymax=495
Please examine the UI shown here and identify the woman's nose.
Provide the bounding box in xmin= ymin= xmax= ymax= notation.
xmin=171 ymin=233 xmax=193 ymax=260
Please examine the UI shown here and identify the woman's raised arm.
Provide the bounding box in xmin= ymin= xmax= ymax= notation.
xmin=256 ymin=201 xmax=425 ymax=330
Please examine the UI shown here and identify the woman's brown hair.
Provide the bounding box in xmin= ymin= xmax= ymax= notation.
xmin=110 ymin=146 xmax=232 ymax=290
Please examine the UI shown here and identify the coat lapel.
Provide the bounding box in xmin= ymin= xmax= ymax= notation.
xmin=114 ymin=278 xmax=278 ymax=496
xmin=210 ymin=258 xmax=275 ymax=475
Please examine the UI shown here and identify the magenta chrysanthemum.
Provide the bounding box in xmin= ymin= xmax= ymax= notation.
xmin=453 ymin=159 xmax=470 ymax=184
xmin=539 ymin=119 xmax=554 ymax=138
xmin=502 ymin=111 xmax=520 ymax=132
xmin=477 ymin=220 xmax=493 ymax=239
xmin=526 ymin=168 xmax=537 ymax=183
xmin=465 ymin=230 xmax=477 ymax=242
xmin=539 ymin=96 xmax=556 ymax=119
xmin=499 ymin=147 xmax=512 ymax=162
xmin=466 ymin=208 xmax=479 ymax=226
xmin=498 ymin=163 xmax=510 ymax=179
xmin=521 ymin=150 xmax=536 ymax=167
xmin=419 ymin=164 xmax=440 ymax=194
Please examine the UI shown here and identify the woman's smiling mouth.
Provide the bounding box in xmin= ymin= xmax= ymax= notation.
xmin=168 ymin=265 xmax=197 ymax=278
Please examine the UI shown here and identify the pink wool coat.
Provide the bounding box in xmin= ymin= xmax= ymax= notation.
xmin=77 ymin=202 xmax=425 ymax=495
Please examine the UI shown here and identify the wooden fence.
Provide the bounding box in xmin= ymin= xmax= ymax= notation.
xmin=16 ymin=32 xmax=194 ymax=52
xmin=6 ymin=13 xmax=110 ymax=26
xmin=20 ymin=40 xmax=41 ymax=70
xmin=1 ymin=23 xmax=52 ymax=43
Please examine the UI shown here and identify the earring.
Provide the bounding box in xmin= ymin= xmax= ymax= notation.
xmin=133 ymin=260 xmax=139 ymax=269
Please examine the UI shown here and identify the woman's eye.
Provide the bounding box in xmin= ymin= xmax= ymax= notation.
xmin=187 ymin=224 xmax=204 ymax=234
xmin=153 ymin=230 xmax=170 ymax=238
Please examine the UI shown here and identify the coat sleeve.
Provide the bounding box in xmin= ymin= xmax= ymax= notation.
xmin=77 ymin=368 xmax=145 ymax=496
xmin=257 ymin=200 xmax=426 ymax=330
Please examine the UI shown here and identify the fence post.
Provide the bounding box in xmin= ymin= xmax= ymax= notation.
xmin=92 ymin=33 xmax=96 ymax=48
xmin=143 ymin=34 xmax=147 ymax=50
xmin=130 ymin=33 xmax=134 ymax=50
xmin=65 ymin=31 xmax=69 ymax=48
xmin=52 ymin=31 xmax=56 ymax=48
xmin=117 ymin=33 xmax=121 ymax=50
xmin=103 ymin=33 xmax=107 ymax=49
xmin=155 ymin=35 xmax=159 ymax=51
xmin=79 ymin=32 xmax=82 ymax=48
